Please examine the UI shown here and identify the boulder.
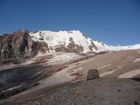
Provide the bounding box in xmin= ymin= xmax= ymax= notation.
xmin=87 ymin=69 xmax=99 ymax=80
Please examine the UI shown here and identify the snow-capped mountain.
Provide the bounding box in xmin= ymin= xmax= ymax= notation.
xmin=29 ymin=30 xmax=140 ymax=53
xmin=0 ymin=29 xmax=140 ymax=64
xmin=29 ymin=30 xmax=108 ymax=53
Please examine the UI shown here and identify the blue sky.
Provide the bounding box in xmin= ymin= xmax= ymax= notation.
xmin=0 ymin=0 xmax=140 ymax=45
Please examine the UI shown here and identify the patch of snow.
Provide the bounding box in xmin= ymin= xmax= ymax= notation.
xmin=97 ymin=64 xmax=111 ymax=70
xmin=21 ymin=52 xmax=43 ymax=65
xmin=133 ymin=58 xmax=140 ymax=63
xmin=100 ymin=69 xmax=116 ymax=77
xmin=106 ymin=44 xmax=140 ymax=51
xmin=22 ymin=60 xmax=36 ymax=65
xmin=39 ymin=67 xmax=75 ymax=88
xmin=21 ymin=52 xmax=52 ymax=65
xmin=100 ymin=66 xmax=121 ymax=77
xmin=95 ymin=44 xmax=140 ymax=52
xmin=118 ymin=69 xmax=140 ymax=78
xmin=0 ymin=64 xmax=16 ymax=71
xmin=7 ymin=86 xmax=22 ymax=91
xmin=68 ymin=67 xmax=83 ymax=73
xmin=47 ymin=53 xmax=82 ymax=65
xmin=93 ymin=40 xmax=109 ymax=52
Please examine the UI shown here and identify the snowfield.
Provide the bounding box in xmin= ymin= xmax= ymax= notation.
xmin=30 ymin=30 xmax=90 ymax=53
xmin=47 ymin=53 xmax=82 ymax=65
xmin=29 ymin=30 xmax=140 ymax=53
xmin=29 ymin=30 xmax=107 ymax=53
xmin=118 ymin=69 xmax=140 ymax=78
xmin=106 ymin=44 xmax=140 ymax=51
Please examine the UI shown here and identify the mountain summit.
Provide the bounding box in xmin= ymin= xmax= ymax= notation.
xmin=29 ymin=30 xmax=107 ymax=53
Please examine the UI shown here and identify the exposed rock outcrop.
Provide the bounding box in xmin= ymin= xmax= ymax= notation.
xmin=54 ymin=37 xmax=84 ymax=53
xmin=0 ymin=30 xmax=48 ymax=64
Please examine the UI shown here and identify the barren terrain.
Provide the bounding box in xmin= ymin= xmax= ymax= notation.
xmin=0 ymin=50 xmax=140 ymax=105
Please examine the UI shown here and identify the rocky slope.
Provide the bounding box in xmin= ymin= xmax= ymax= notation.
xmin=0 ymin=30 xmax=48 ymax=64
xmin=0 ymin=50 xmax=140 ymax=105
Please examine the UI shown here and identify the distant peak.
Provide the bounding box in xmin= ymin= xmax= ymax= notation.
xmin=33 ymin=30 xmax=82 ymax=34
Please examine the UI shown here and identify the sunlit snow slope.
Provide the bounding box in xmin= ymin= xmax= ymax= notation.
xmin=29 ymin=30 xmax=140 ymax=53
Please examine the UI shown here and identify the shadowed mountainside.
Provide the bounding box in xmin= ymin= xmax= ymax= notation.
xmin=0 ymin=30 xmax=48 ymax=64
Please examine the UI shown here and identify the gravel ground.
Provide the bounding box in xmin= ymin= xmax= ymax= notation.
xmin=3 ymin=78 xmax=140 ymax=105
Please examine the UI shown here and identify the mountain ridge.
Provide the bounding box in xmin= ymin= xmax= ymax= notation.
xmin=0 ymin=29 xmax=140 ymax=64
xmin=29 ymin=29 xmax=140 ymax=52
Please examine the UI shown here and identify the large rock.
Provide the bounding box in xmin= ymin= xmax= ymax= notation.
xmin=0 ymin=30 xmax=48 ymax=64
xmin=87 ymin=69 xmax=99 ymax=80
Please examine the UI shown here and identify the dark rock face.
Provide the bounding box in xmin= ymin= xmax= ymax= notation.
xmin=54 ymin=37 xmax=84 ymax=53
xmin=67 ymin=37 xmax=84 ymax=53
xmin=89 ymin=41 xmax=98 ymax=51
xmin=87 ymin=69 xmax=99 ymax=80
xmin=0 ymin=30 xmax=48 ymax=64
